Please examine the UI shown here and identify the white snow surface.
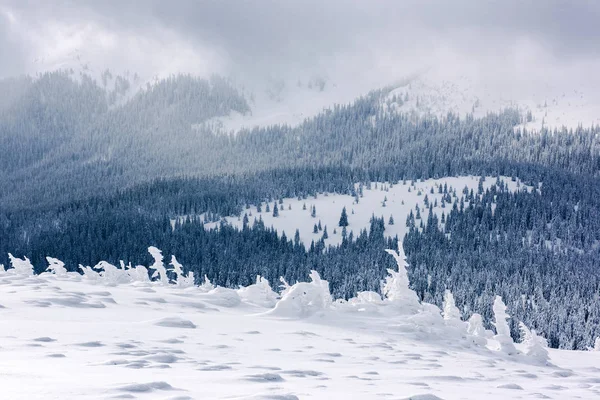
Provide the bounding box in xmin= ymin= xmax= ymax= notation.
xmin=383 ymin=69 xmax=600 ymax=131
xmin=1 ymin=245 xmax=600 ymax=399
xmin=203 ymin=176 xmax=531 ymax=249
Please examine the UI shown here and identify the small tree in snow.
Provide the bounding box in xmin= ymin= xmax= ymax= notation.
xmin=8 ymin=253 xmax=34 ymax=276
xmin=466 ymin=313 xmax=488 ymax=346
xmin=279 ymin=276 xmax=292 ymax=297
xmin=493 ymin=296 xmax=518 ymax=355
xmin=443 ymin=291 xmax=462 ymax=321
xmin=79 ymin=264 xmax=101 ymax=281
xmin=383 ymin=243 xmax=420 ymax=313
xmin=519 ymin=322 xmax=549 ymax=364
xmin=594 ymin=337 xmax=600 ymax=351
xmin=46 ymin=257 xmax=68 ymax=276
xmin=93 ymin=261 xmax=130 ymax=285
xmin=338 ymin=207 xmax=349 ymax=227
xmin=198 ymin=275 xmax=215 ymax=293
xmin=169 ymin=255 xmax=195 ymax=288
xmin=148 ymin=246 xmax=169 ymax=285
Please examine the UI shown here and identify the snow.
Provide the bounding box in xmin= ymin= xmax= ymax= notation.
xmin=203 ymin=176 xmax=531 ymax=248
xmin=1 ymin=245 xmax=599 ymax=399
xmin=383 ymin=69 xmax=600 ymax=131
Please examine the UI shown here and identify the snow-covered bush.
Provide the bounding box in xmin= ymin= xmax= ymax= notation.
xmin=0 ymin=264 xmax=5 ymax=273
xmin=8 ymin=253 xmax=34 ymax=276
xmin=595 ymin=337 xmax=600 ymax=351
xmin=198 ymin=275 xmax=215 ymax=293
xmin=443 ymin=291 xmax=462 ymax=321
xmin=46 ymin=257 xmax=68 ymax=276
xmin=79 ymin=264 xmax=101 ymax=281
xmin=269 ymin=270 xmax=332 ymax=318
xmin=237 ymin=275 xmax=279 ymax=308
xmin=383 ymin=243 xmax=421 ymax=314
xmin=148 ymin=246 xmax=169 ymax=284
xmin=127 ymin=265 xmax=151 ymax=283
xmin=493 ymin=296 xmax=518 ymax=355
xmin=93 ymin=261 xmax=130 ymax=286
xmin=169 ymin=255 xmax=194 ymax=288
xmin=519 ymin=322 xmax=549 ymax=364
xmin=466 ymin=313 xmax=488 ymax=346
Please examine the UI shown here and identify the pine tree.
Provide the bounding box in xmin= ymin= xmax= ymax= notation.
xmin=339 ymin=207 xmax=349 ymax=227
xmin=273 ymin=202 xmax=279 ymax=217
xmin=322 ymin=226 xmax=329 ymax=240
xmin=311 ymin=205 xmax=316 ymax=218
xmin=389 ymin=215 xmax=395 ymax=225
xmin=313 ymin=224 xmax=318 ymax=234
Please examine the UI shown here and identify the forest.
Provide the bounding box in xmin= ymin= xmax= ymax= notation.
xmin=1 ymin=72 xmax=600 ymax=349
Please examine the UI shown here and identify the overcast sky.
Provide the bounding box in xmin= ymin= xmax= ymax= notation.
xmin=1 ymin=0 xmax=599 ymax=91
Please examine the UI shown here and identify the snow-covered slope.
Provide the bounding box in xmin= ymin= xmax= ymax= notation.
xmin=203 ymin=176 xmax=531 ymax=249
xmin=1 ymin=247 xmax=599 ymax=399
xmin=384 ymin=69 xmax=600 ymax=131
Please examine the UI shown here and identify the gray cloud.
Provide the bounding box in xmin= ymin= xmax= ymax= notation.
xmin=1 ymin=0 xmax=599 ymax=86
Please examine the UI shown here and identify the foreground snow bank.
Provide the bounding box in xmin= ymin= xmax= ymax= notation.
xmin=1 ymin=245 xmax=599 ymax=399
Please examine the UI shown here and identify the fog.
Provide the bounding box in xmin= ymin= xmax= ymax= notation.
xmin=2 ymin=0 xmax=600 ymax=113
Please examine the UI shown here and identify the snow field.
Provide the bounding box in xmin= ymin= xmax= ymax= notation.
xmin=203 ymin=176 xmax=531 ymax=249
xmin=0 ymin=245 xmax=599 ymax=399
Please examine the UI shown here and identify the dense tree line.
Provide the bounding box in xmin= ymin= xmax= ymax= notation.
xmin=1 ymin=72 xmax=599 ymax=210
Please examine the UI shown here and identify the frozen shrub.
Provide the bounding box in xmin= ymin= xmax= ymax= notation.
xmin=46 ymin=257 xmax=68 ymax=276
xmin=8 ymin=253 xmax=34 ymax=276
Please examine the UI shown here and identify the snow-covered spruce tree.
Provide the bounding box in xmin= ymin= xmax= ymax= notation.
xmin=148 ymin=246 xmax=169 ymax=285
xmin=93 ymin=261 xmax=130 ymax=285
xmin=443 ymin=290 xmax=465 ymax=331
xmin=519 ymin=322 xmax=549 ymax=364
xmin=594 ymin=337 xmax=600 ymax=351
xmin=8 ymin=253 xmax=34 ymax=276
xmin=170 ymin=255 xmax=195 ymax=288
xmin=46 ymin=257 xmax=68 ymax=276
xmin=493 ymin=296 xmax=518 ymax=355
xmin=383 ymin=243 xmax=421 ymax=314
xmin=466 ymin=313 xmax=488 ymax=346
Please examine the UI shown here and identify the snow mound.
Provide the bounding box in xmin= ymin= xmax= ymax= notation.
xmin=153 ymin=317 xmax=197 ymax=329
xmin=268 ymin=271 xmax=332 ymax=318
xmin=237 ymin=276 xmax=279 ymax=308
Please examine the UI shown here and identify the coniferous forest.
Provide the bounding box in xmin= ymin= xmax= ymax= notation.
xmin=1 ymin=72 xmax=600 ymax=349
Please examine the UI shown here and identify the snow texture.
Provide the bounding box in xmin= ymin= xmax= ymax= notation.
xmin=0 ymin=245 xmax=598 ymax=399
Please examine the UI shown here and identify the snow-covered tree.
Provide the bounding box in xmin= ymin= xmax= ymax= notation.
xmin=237 ymin=275 xmax=279 ymax=308
xmin=169 ymin=255 xmax=195 ymax=288
xmin=8 ymin=253 xmax=34 ymax=276
xmin=148 ymin=246 xmax=169 ymax=284
xmin=46 ymin=257 xmax=68 ymax=276
xmin=466 ymin=313 xmax=488 ymax=346
xmin=269 ymin=270 xmax=332 ymax=318
xmin=519 ymin=322 xmax=549 ymax=364
xmin=493 ymin=296 xmax=518 ymax=355
xmin=383 ymin=243 xmax=420 ymax=313
xmin=93 ymin=261 xmax=130 ymax=285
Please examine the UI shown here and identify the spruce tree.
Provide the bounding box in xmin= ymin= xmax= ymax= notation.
xmin=339 ymin=207 xmax=349 ymax=227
